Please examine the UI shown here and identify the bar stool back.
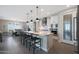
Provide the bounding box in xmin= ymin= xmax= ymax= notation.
xmin=29 ymin=34 xmax=41 ymax=54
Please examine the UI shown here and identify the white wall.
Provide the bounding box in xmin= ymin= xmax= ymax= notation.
xmin=51 ymin=16 xmax=58 ymax=24
xmin=50 ymin=16 xmax=58 ymax=29
xmin=58 ymin=8 xmax=77 ymax=41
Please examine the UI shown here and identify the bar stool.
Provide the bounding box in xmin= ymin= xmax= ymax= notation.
xmin=24 ymin=33 xmax=31 ymax=48
xmin=21 ymin=32 xmax=31 ymax=47
xmin=20 ymin=32 xmax=26 ymax=45
xmin=28 ymin=34 xmax=41 ymax=54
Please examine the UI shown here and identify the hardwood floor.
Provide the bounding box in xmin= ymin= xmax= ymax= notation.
xmin=49 ymin=38 xmax=77 ymax=54
xmin=0 ymin=35 xmax=76 ymax=54
xmin=0 ymin=36 xmax=47 ymax=54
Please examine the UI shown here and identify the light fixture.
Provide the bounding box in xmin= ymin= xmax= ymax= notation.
xmin=26 ymin=21 xmax=29 ymax=23
xmin=30 ymin=10 xmax=33 ymax=22
xmin=26 ymin=12 xmax=29 ymax=22
xmin=36 ymin=6 xmax=40 ymax=20
xmin=66 ymin=5 xmax=70 ymax=7
xmin=41 ymin=8 xmax=44 ymax=12
xmin=30 ymin=19 xmax=33 ymax=22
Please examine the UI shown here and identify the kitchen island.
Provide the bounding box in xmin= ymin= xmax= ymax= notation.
xmin=24 ymin=31 xmax=54 ymax=52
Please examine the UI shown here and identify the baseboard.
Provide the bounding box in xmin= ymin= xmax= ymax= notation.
xmin=41 ymin=47 xmax=48 ymax=52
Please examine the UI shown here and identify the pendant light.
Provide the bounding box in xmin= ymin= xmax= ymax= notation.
xmin=30 ymin=10 xmax=33 ymax=22
xmin=36 ymin=6 xmax=39 ymax=20
xmin=26 ymin=12 xmax=30 ymax=23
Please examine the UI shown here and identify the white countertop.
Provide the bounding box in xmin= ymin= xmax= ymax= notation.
xmin=24 ymin=31 xmax=53 ymax=36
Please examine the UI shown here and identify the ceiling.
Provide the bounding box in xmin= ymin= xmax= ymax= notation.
xmin=0 ymin=5 xmax=76 ymax=22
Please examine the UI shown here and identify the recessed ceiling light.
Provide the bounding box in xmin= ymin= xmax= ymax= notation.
xmin=47 ymin=12 xmax=50 ymax=15
xmin=41 ymin=9 xmax=44 ymax=12
xmin=66 ymin=5 xmax=70 ymax=7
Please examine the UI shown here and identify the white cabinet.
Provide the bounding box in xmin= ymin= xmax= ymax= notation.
xmin=40 ymin=34 xmax=53 ymax=52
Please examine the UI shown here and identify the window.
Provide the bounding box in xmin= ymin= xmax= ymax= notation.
xmin=8 ymin=23 xmax=16 ymax=31
xmin=8 ymin=22 xmax=22 ymax=32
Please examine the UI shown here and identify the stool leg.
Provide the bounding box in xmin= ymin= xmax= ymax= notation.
xmin=33 ymin=42 xmax=35 ymax=54
xmin=33 ymin=47 xmax=35 ymax=54
xmin=23 ymin=39 xmax=24 ymax=45
xmin=25 ymin=40 xmax=27 ymax=48
xmin=22 ymin=37 xmax=24 ymax=44
xmin=40 ymin=39 xmax=41 ymax=50
xmin=20 ymin=36 xmax=22 ymax=44
xmin=29 ymin=41 xmax=31 ymax=51
xmin=21 ymin=37 xmax=23 ymax=44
